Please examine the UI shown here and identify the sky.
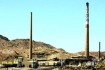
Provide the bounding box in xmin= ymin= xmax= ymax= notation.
xmin=0 ymin=0 xmax=105 ymax=53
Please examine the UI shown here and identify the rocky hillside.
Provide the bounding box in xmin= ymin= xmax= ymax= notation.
xmin=0 ymin=35 xmax=105 ymax=63
xmin=76 ymin=51 xmax=105 ymax=58
xmin=0 ymin=35 xmax=71 ymax=63
xmin=0 ymin=35 xmax=55 ymax=49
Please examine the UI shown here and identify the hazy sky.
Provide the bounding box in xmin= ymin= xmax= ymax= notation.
xmin=0 ymin=0 xmax=105 ymax=53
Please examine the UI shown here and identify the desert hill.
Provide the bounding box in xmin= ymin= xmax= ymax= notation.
xmin=0 ymin=35 xmax=105 ymax=63
xmin=0 ymin=35 xmax=71 ymax=63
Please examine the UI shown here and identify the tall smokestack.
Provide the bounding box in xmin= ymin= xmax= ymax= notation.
xmin=29 ymin=12 xmax=32 ymax=59
xmin=98 ymin=42 xmax=101 ymax=60
xmin=85 ymin=2 xmax=89 ymax=58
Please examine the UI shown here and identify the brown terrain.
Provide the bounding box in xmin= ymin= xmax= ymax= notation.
xmin=0 ymin=35 xmax=105 ymax=63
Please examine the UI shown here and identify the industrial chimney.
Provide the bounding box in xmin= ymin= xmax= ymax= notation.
xmin=98 ymin=42 xmax=101 ymax=60
xmin=29 ymin=12 xmax=32 ymax=59
xmin=85 ymin=2 xmax=89 ymax=58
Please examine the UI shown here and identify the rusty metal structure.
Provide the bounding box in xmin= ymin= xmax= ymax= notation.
xmin=85 ymin=2 xmax=89 ymax=58
xmin=29 ymin=12 xmax=32 ymax=59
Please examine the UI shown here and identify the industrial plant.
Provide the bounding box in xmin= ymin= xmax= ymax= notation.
xmin=0 ymin=2 xmax=105 ymax=70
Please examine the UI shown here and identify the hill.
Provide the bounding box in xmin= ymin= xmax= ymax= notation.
xmin=0 ymin=35 xmax=105 ymax=63
xmin=0 ymin=35 xmax=71 ymax=63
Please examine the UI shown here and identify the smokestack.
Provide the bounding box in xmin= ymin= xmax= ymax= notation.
xmin=98 ymin=42 xmax=101 ymax=60
xmin=85 ymin=2 xmax=89 ymax=58
xmin=29 ymin=12 xmax=32 ymax=59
